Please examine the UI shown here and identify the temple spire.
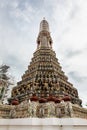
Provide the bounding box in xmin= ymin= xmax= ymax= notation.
xmin=37 ymin=18 xmax=52 ymax=49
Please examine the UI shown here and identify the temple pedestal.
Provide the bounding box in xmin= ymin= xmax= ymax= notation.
xmin=0 ymin=118 xmax=87 ymax=130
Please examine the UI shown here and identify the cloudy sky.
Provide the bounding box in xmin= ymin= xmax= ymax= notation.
xmin=0 ymin=0 xmax=87 ymax=106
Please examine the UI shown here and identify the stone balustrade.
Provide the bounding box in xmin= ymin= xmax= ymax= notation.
xmin=0 ymin=101 xmax=87 ymax=119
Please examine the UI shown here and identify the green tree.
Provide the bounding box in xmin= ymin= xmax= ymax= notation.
xmin=0 ymin=65 xmax=10 ymax=81
xmin=0 ymin=64 xmax=13 ymax=103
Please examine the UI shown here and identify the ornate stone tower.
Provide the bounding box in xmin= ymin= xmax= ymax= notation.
xmin=10 ymin=19 xmax=82 ymax=107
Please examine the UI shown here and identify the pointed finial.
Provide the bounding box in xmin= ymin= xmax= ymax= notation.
xmin=43 ymin=17 xmax=45 ymax=20
xmin=39 ymin=18 xmax=49 ymax=32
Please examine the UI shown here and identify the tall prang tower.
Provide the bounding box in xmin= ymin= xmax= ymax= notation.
xmin=10 ymin=18 xmax=82 ymax=108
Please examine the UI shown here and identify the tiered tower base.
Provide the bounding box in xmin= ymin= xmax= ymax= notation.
xmin=0 ymin=101 xmax=87 ymax=119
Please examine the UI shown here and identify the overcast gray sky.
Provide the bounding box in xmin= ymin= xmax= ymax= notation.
xmin=0 ymin=0 xmax=87 ymax=107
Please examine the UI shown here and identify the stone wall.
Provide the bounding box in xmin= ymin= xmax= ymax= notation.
xmin=72 ymin=104 xmax=87 ymax=119
xmin=0 ymin=101 xmax=87 ymax=119
xmin=0 ymin=104 xmax=14 ymax=118
xmin=0 ymin=118 xmax=87 ymax=130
